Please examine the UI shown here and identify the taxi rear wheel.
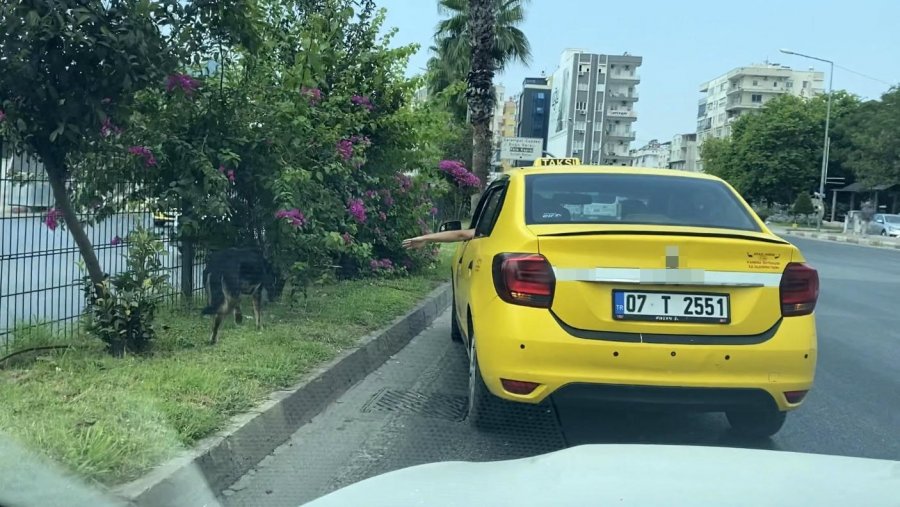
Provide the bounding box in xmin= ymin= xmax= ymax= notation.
xmin=726 ymin=408 xmax=787 ymax=438
xmin=467 ymin=338 xmax=504 ymax=430
xmin=450 ymin=287 xmax=462 ymax=343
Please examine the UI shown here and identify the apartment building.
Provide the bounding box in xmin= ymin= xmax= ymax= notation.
xmin=547 ymin=49 xmax=642 ymax=166
xmin=498 ymin=98 xmax=519 ymax=172
xmin=668 ymin=133 xmax=699 ymax=172
xmin=516 ymin=76 xmax=552 ymax=152
xmin=697 ymin=63 xmax=824 ymax=142
xmin=631 ymin=139 xmax=671 ymax=169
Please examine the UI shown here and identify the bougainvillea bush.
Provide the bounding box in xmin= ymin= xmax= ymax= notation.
xmin=3 ymin=0 xmax=471 ymax=322
xmin=110 ymin=0 xmax=461 ymax=295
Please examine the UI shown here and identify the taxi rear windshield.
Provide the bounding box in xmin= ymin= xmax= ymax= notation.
xmin=525 ymin=173 xmax=761 ymax=232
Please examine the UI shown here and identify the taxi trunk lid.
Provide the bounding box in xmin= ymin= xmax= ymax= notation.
xmin=534 ymin=226 xmax=796 ymax=337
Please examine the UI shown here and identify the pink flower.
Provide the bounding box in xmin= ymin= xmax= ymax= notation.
xmin=100 ymin=117 xmax=122 ymax=138
xmin=365 ymin=190 xmax=377 ymax=199
xmin=395 ymin=173 xmax=412 ymax=192
xmin=379 ymin=211 xmax=387 ymax=221
xmin=0 ymin=110 xmax=6 ymax=122
xmin=370 ymin=258 xmax=394 ymax=271
xmin=227 ymin=170 xmax=236 ymax=183
xmin=351 ymin=95 xmax=374 ymax=111
xmin=347 ymin=199 xmax=366 ymax=223
xmin=438 ymin=160 xmax=480 ymax=188
xmin=218 ymin=165 xmax=226 ymax=174
xmin=128 ymin=146 xmax=157 ymax=167
xmin=301 ymin=87 xmax=323 ymax=105
xmin=44 ymin=208 xmax=63 ymax=231
xmin=384 ymin=194 xmax=394 ymax=207
xmin=430 ymin=207 xmax=439 ymax=216
xmin=350 ymin=134 xmax=371 ymax=147
xmin=110 ymin=235 xmax=123 ymax=246
xmin=336 ymin=139 xmax=354 ymax=161
xmin=275 ymin=208 xmax=307 ymax=228
xmin=166 ymin=73 xmax=201 ymax=95
xmin=341 ymin=232 xmax=353 ymax=245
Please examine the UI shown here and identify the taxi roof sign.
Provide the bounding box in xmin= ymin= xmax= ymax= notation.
xmin=533 ymin=157 xmax=581 ymax=167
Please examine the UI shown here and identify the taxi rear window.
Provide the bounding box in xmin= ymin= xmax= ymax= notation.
xmin=525 ymin=173 xmax=761 ymax=232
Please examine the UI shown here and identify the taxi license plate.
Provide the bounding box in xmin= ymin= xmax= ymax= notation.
xmin=613 ymin=290 xmax=730 ymax=324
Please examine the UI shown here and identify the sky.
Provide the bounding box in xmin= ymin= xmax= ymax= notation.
xmin=375 ymin=0 xmax=900 ymax=148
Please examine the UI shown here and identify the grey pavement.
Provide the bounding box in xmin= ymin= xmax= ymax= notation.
xmin=222 ymin=237 xmax=900 ymax=507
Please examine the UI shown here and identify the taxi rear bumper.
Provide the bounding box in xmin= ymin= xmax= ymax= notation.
xmin=471 ymin=298 xmax=817 ymax=412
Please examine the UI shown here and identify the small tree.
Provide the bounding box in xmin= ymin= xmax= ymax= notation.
xmin=0 ymin=0 xmax=182 ymax=295
xmin=792 ymin=192 xmax=815 ymax=226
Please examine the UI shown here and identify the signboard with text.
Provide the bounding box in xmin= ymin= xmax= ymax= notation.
xmin=500 ymin=137 xmax=544 ymax=161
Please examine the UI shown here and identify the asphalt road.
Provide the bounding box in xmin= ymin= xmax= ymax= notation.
xmin=221 ymin=237 xmax=900 ymax=507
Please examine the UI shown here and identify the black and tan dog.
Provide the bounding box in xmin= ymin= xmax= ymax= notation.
xmin=201 ymin=248 xmax=281 ymax=344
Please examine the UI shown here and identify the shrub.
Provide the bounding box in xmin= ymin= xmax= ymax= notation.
xmin=82 ymin=228 xmax=170 ymax=356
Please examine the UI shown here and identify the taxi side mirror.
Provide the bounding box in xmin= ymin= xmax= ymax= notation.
xmin=439 ymin=220 xmax=462 ymax=232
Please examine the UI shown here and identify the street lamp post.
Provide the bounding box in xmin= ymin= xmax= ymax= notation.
xmin=779 ymin=48 xmax=834 ymax=231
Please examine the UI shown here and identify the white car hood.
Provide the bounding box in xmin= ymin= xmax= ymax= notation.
xmin=304 ymin=444 xmax=900 ymax=507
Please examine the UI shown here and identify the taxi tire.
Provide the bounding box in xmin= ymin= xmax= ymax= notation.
xmin=467 ymin=340 xmax=504 ymax=431
xmin=726 ymin=408 xmax=787 ymax=438
xmin=450 ymin=290 xmax=462 ymax=343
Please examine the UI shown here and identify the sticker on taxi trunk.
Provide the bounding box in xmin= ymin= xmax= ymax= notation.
xmin=746 ymin=252 xmax=783 ymax=270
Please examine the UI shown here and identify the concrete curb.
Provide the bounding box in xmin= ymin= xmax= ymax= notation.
xmin=114 ymin=283 xmax=452 ymax=507
xmin=778 ymin=229 xmax=900 ymax=251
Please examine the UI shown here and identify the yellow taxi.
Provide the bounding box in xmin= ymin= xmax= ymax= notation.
xmin=448 ymin=159 xmax=818 ymax=437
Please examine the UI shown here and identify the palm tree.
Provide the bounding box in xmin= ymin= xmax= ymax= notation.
xmin=429 ymin=0 xmax=532 ymax=188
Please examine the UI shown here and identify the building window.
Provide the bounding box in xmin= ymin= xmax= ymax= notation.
xmin=752 ymin=80 xmax=759 ymax=86
xmin=579 ymin=64 xmax=591 ymax=74
xmin=774 ymin=81 xmax=778 ymax=87
xmin=535 ymin=107 xmax=544 ymax=113
xmin=576 ymin=101 xmax=587 ymax=111
xmin=751 ymin=94 xmax=762 ymax=103
xmin=537 ymin=92 xmax=545 ymax=99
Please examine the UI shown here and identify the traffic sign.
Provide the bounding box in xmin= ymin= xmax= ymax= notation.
xmin=500 ymin=137 xmax=544 ymax=161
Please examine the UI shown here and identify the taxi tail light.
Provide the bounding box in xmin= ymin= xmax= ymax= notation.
xmin=501 ymin=379 xmax=540 ymax=395
xmin=784 ymin=390 xmax=808 ymax=404
xmin=780 ymin=263 xmax=819 ymax=317
xmin=492 ymin=254 xmax=555 ymax=308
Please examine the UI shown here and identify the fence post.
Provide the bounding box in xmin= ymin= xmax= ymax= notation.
xmin=180 ymin=240 xmax=195 ymax=303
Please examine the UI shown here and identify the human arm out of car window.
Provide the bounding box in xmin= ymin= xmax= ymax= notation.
xmin=402 ymin=229 xmax=475 ymax=249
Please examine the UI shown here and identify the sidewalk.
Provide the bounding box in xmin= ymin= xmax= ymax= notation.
xmin=771 ymin=226 xmax=900 ymax=251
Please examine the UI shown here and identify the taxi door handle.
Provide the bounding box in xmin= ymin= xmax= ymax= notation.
xmin=467 ymin=260 xmax=474 ymax=270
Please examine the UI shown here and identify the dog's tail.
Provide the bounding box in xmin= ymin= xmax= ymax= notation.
xmin=201 ymin=268 xmax=224 ymax=316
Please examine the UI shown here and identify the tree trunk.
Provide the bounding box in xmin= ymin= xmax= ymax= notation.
xmin=466 ymin=0 xmax=497 ymax=199
xmin=45 ymin=164 xmax=107 ymax=293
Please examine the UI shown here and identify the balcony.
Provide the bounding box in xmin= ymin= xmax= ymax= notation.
xmin=607 ymin=109 xmax=637 ymax=120
xmin=726 ymin=84 xmax=776 ymax=95
xmin=609 ymin=91 xmax=639 ymax=101
xmin=609 ymin=72 xmax=640 ymax=83
xmin=726 ymin=100 xmax=759 ymax=111
xmin=605 ymin=130 xmax=636 ymax=140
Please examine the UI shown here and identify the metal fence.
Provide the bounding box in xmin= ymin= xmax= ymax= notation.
xmin=0 ymin=140 xmax=206 ymax=352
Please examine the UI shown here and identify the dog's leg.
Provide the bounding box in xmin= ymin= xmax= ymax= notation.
xmin=234 ymin=302 xmax=244 ymax=324
xmin=252 ymin=290 xmax=262 ymax=330
xmin=210 ymin=309 xmax=225 ymax=344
